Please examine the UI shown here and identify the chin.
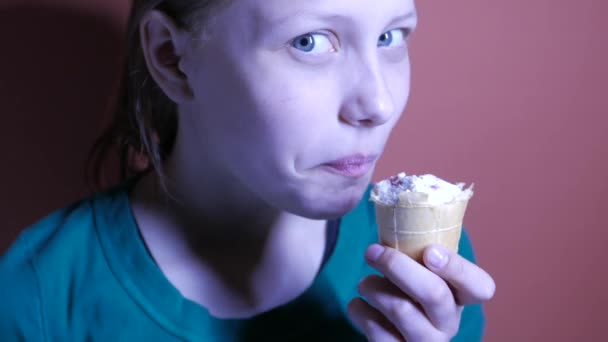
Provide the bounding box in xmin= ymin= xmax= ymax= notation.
xmin=287 ymin=179 xmax=370 ymax=219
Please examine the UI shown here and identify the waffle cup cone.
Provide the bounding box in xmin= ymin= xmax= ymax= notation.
xmin=372 ymin=187 xmax=473 ymax=263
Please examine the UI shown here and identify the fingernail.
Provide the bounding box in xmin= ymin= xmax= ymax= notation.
xmin=366 ymin=244 xmax=385 ymax=262
xmin=426 ymin=246 xmax=448 ymax=269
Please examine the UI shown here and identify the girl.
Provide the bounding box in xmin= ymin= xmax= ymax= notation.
xmin=0 ymin=0 xmax=495 ymax=340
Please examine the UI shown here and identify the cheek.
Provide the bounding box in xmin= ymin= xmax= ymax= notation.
xmin=378 ymin=65 xmax=411 ymax=136
xmin=245 ymin=73 xmax=340 ymax=150
xmin=389 ymin=59 xmax=412 ymax=111
xmin=191 ymin=67 xmax=334 ymax=179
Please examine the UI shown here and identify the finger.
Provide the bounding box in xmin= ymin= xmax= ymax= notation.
xmin=365 ymin=244 xmax=458 ymax=332
xmin=358 ymin=275 xmax=454 ymax=341
xmin=423 ymin=245 xmax=496 ymax=305
xmin=347 ymin=297 xmax=404 ymax=342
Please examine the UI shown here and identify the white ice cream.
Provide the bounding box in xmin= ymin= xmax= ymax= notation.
xmin=371 ymin=172 xmax=472 ymax=206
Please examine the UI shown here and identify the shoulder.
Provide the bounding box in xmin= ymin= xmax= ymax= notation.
xmin=1 ymin=183 xmax=132 ymax=269
xmin=0 ymin=262 xmax=45 ymax=340
xmin=0 ymin=187 xmax=126 ymax=340
xmin=1 ymin=196 xmax=98 ymax=272
xmin=0 ymin=230 xmax=46 ymax=339
xmin=0 ymin=203 xmax=89 ymax=340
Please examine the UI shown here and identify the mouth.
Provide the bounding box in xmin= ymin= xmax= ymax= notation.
xmin=321 ymin=154 xmax=378 ymax=178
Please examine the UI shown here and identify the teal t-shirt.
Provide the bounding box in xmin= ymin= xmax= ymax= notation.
xmin=0 ymin=184 xmax=485 ymax=341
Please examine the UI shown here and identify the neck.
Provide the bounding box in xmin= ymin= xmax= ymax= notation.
xmin=129 ymin=168 xmax=328 ymax=318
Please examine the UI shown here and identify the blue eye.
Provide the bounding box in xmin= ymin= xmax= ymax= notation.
xmin=293 ymin=34 xmax=315 ymax=52
xmin=378 ymin=29 xmax=408 ymax=47
xmin=291 ymin=33 xmax=335 ymax=54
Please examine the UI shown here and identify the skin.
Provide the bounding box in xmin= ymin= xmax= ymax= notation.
xmin=134 ymin=0 xmax=496 ymax=339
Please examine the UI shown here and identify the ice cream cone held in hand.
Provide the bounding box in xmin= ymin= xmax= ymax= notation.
xmin=370 ymin=173 xmax=474 ymax=263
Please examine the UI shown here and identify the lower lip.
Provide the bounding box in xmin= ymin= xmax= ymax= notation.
xmin=322 ymin=161 xmax=374 ymax=178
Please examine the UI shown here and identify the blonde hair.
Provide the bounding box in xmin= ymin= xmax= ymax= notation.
xmin=87 ymin=0 xmax=230 ymax=190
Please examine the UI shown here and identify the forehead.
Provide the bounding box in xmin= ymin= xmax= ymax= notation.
xmin=229 ymin=0 xmax=417 ymax=27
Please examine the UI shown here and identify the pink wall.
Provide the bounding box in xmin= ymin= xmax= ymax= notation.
xmin=1 ymin=0 xmax=606 ymax=341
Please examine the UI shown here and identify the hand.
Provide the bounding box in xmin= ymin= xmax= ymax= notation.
xmin=347 ymin=244 xmax=495 ymax=341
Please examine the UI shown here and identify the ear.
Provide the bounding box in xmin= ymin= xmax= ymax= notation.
xmin=139 ymin=10 xmax=193 ymax=103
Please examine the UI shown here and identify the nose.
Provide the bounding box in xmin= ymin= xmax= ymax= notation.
xmin=339 ymin=59 xmax=395 ymax=127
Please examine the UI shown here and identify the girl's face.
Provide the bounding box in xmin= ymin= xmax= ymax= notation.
xmin=177 ymin=0 xmax=417 ymax=218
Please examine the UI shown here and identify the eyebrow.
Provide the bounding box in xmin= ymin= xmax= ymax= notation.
xmin=387 ymin=11 xmax=418 ymax=27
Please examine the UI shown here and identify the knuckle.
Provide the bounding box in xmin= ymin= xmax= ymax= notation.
xmin=368 ymin=332 xmax=402 ymax=342
xmin=362 ymin=319 xmax=376 ymax=334
xmin=444 ymin=315 xmax=461 ymax=338
xmin=467 ymin=271 xmax=496 ymax=303
xmin=380 ymin=249 xmax=401 ymax=273
xmin=387 ymin=299 xmax=416 ymax=327
xmin=441 ymin=307 xmax=464 ymax=338
xmin=422 ymin=331 xmax=452 ymax=342
xmin=446 ymin=256 xmax=466 ymax=279
xmin=365 ymin=328 xmax=384 ymax=342
xmin=435 ymin=334 xmax=453 ymax=342
xmin=405 ymin=327 xmax=444 ymax=342
xmin=423 ymin=282 xmax=451 ymax=306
